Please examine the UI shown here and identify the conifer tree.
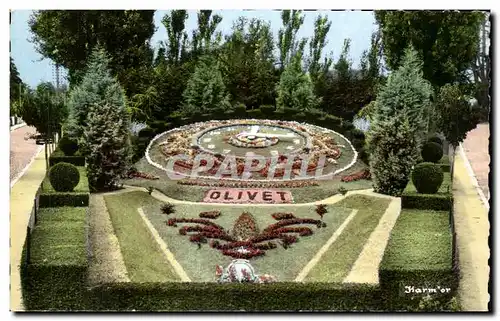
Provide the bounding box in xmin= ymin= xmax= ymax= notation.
xmin=367 ymin=47 xmax=429 ymax=196
xmin=181 ymin=55 xmax=230 ymax=114
xmin=66 ymin=48 xmax=126 ymax=147
xmin=367 ymin=115 xmax=420 ymax=196
xmin=373 ymin=47 xmax=433 ymax=144
xmin=82 ymin=81 xmax=131 ymax=191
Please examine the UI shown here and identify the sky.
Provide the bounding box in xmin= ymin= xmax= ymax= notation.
xmin=10 ymin=10 xmax=377 ymax=88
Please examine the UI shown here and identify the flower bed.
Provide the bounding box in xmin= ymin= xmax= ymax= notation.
xmin=127 ymin=170 xmax=160 ymax=180
xmin=263 ymin=218 xmax=323 ymax=233
xmin=166 ymin=210 xmax=327 ymax=260
xmin=177 ymin=179 xmax=319 ymax=188
xmin=145 ymin=119 xmax=359 ymax=182
xmin=167 ymin=218 xmax=224 ymax=230
xmin=341 ymin=169 xmax=371 ymax=182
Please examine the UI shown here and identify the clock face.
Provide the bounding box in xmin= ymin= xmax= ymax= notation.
xmin=196 ymin=124 xmax=309 ymax=158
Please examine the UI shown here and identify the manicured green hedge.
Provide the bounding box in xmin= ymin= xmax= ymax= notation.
xmin=89 ymin=282 xmax=382 ymax=311
xmin=379 ymin=209 xmax=457 ymax=308
xmin=401 ymin=193 xmax=453 ymax=211
xmin=49 ymin=147 xmax=86 ymax=167
xmin=39 ymin=166 xmax=90 ymax=207
xmin=21 ymin=207 xmax=88 ymax=311
xmin=20 ymin=278 xmax=457 ymax=311
xmin=402 ymin=172 xmax=452 ymax=210
xmin=39 ymin=193 xmax=89 ymax=207
xmin=22 ymin=264 xmax=88 ymax=311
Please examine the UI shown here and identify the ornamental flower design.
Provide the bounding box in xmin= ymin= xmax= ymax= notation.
xmin=166 ymin=210 xmax=325 ymax=260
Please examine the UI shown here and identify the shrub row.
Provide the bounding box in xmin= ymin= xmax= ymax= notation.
xmin=20 ymin=207 xmax=89 ymax=311
xmin=87 ymin=282 xmax=382 ymax=311
xmin=401 ymin=193 xmax=453 ymax=211
xmin=21 ymin=263 xmax=88 ymax=311
xmin=20 ymin=277 xmax=458 ymax=312
xmin=36 ymin=281 xmax=452 ymax=311
xmin=49 ymin=147 xmax=86 ymax=167
xmin=39 ymin=193 xmax=90 ymax=208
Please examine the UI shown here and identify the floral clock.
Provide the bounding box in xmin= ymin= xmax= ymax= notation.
xmin=228 ymin=133 xmax=279 ymax=148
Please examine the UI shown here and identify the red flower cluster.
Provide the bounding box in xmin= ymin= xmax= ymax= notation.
xmin=189 ymin=234 xmax=207 ymax=244
xmin=127 ymin=171 xmax=160 ymax=180
xmin=280 ymin=234 xmax=298 ymax=247
xmin=167 ymin=218 xmax=224 ymax=230
xmin=273 ymin=227 xmax=313 ymax=236
xmin=271 ymin=212 xmax=296 ymax=220
xmin=341 ymin=169 xmax=371 ymax=182
xmin=199 ymin=211 xmax=221 ymax=219
xmin=177 ymin=179 xmax=319 ymax=188
xmin=210 ymin=240 xmax=252 ymax=250
xmin=263 ymin=218 xmax=322 ymax=234
xmin=168 ymin=210 xmax=325 ymax=259
xmin=179 ymin=225 xmax=203 ymax=235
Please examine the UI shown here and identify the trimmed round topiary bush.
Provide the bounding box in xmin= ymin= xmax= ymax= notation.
xmin=421 ymin=142 xmax=443 ymax=163
xmin=138 ymin=127 xmax=155 ymax=139
xmin=411 ymin=162 xmax=444 ymax=194
xmin=49 ymin=162 xmax=80 ymax=192
xmin=58 ymin=136 xmax=79 ymax=156
xmin=427 ymin=134 xmax=444 ymax=146
xmin=233 ymin=103 xmax=247 ymax=116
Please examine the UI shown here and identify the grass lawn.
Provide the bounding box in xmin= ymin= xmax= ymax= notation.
xmin=141 ymin=195 xmax=353 ymax=282
xmin=381 ymin=209 xmax=452 ymax=271
xmin=104 ymin=190 xmax=393 ymax=283
xmin=30 ymin=207 xmax=87 ymax=265
xmin=304 ymin=195 xmax=391 ymax=282
xmin=103 ymin=192 xmax=180 ymax=283
xmin=41 ymin=166 xmax=89 ymax=193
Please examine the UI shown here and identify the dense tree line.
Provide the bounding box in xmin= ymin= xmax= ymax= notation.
xmin=16 ymin=9 xmax=487 ymax=193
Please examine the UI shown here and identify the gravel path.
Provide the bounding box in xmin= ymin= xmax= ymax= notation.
xmin=10 ymin=126 xmax=42 ymax=182
xmin=453 ymin=151 xmax=490 ymax=311
xmin=88 ymin=194 xmax=130 ymax=285
xmin=462 ymin=123 xmax=490 ymax=201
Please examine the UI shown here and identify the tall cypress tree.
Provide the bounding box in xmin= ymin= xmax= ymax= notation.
xmin=66 ymin=47 xmax=126 ymax=148
xmin=373 ymin=47 xmax=433 ymax=144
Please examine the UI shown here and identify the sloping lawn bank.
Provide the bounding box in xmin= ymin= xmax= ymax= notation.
xmin=379 ymin=209 xmax=458 ymax=311
xmin=304 ymin=195 xmax=391 ymax=282
xmin=103 ymin=192 xmax=179 ymax=282
xmin=21 ymin=207 xmax=88 ymax=310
